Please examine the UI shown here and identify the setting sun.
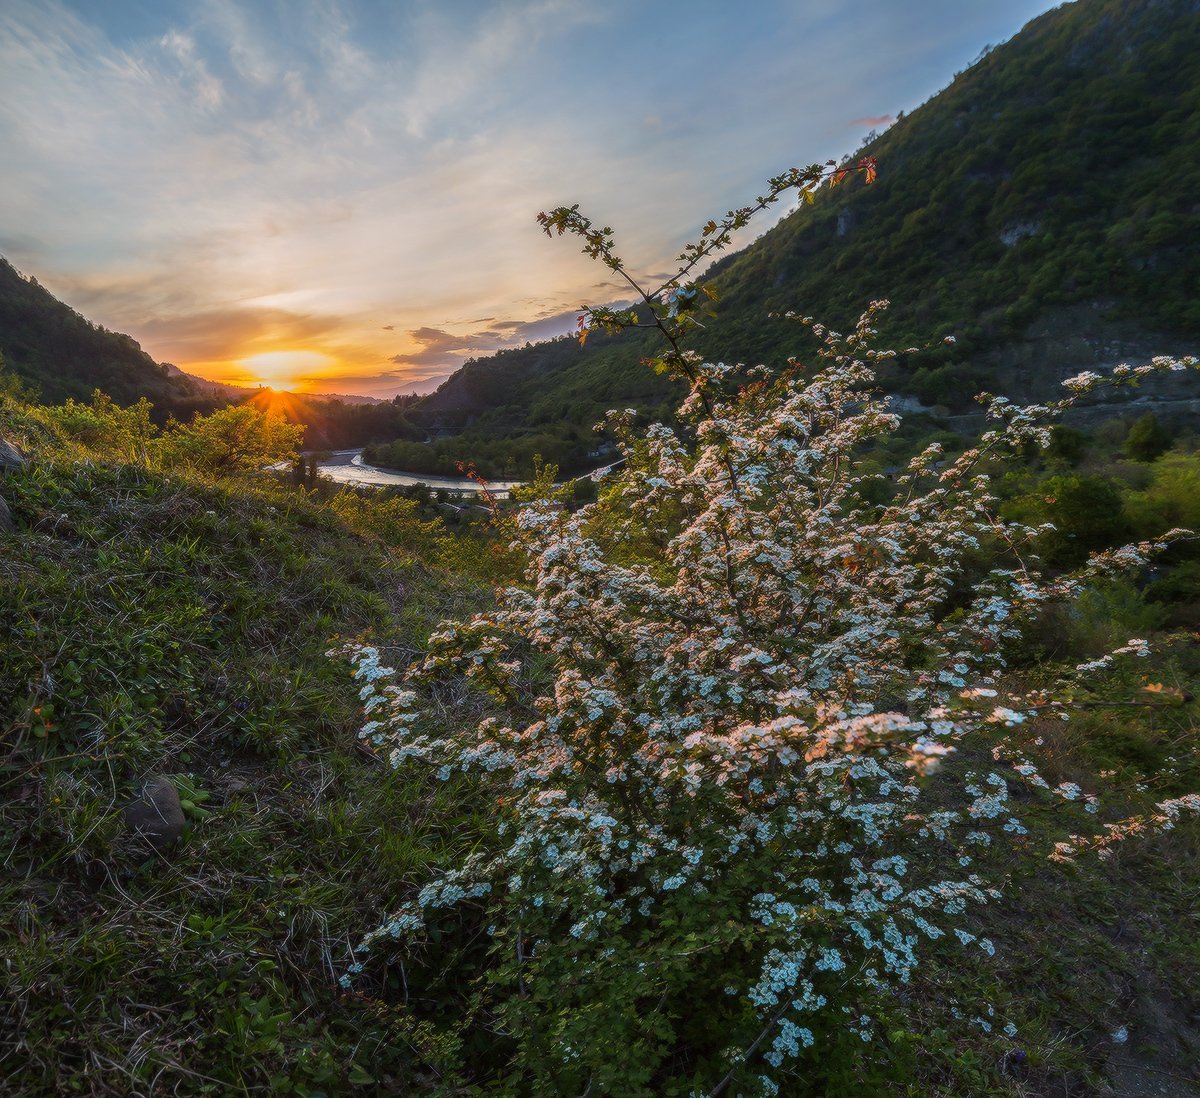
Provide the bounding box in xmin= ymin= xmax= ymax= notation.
xmin=235 ymin=349 xmax=333 ymax=389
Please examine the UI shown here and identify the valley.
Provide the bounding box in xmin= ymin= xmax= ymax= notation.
xmin=2 ymin=0 xmax=1199 ymax=1094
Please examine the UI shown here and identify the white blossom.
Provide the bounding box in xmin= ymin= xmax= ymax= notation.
xmin=331 ymin=312 xmax=1198 ymax=1088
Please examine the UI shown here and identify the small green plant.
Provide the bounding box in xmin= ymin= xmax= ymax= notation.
xmin=172 ymin=773 xmax=213 ymax=822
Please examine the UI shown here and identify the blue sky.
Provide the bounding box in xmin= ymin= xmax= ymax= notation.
xmin=0 ymin=0 xmax=1062 ymax=395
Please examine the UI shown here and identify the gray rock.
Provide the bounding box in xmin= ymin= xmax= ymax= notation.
xmin=0 ymin=494 xmax=12 ymax=533
xmin=0 ymin=437 xmax=25 ymax=472
xmin=124 ymin=777 xmax=186 ymax=849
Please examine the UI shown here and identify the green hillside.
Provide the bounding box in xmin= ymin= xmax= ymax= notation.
xmin=702 ymin=0 xmax=1200 ymax=384
xmin=393 ymin=0 xmax=1200 ymax=477
xmin=0 ymin=258 xmax=223 ymax=418
xmin=0 ymin=392 xmax=500 ymax=1094
xmin=6 ymin=332 xmax=1200 ymax=1094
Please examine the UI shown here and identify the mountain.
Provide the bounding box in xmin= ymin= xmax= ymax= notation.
xmin=304 ymin=391 xmax=385 ymax=406
xmin=163 ymin=362 xmax=260 ymax=402
xmin=0 ymin=257 xmax=226 ymax=419
xmin=399 ymin=0 xmax=1200 ymax=475
xmin=698 ymin=0 xmax=1200 ymax=400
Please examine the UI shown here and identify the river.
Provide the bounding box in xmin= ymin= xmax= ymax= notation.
xmin=313 ymin=450 xmax=525 ymax=497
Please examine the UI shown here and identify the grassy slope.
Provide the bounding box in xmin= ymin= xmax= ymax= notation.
xmin=0 ymin=396 xmax=497 ymax=1095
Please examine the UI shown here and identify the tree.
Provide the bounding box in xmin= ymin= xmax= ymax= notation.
xmin=1003 ymin=473 xmax=1131 ymax=570
xmin=162 ymin=404 xmax=303 ymax=474
xmin=1124 ymin=411 xmax=1172 ymax=462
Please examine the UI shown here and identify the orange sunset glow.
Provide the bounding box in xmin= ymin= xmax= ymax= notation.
xmin=234 ymin=349 xmax=333 ymax=390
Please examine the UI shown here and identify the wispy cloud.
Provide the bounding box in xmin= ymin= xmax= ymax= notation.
xmin=158 ymin=29 xmax=224 ymax=109
xmin=850 ymin=114 xmax=896 ymax=127
xmin=390 ymin=0 xmax=603 ymax=139
xmin=137 ymin=306 xmax=344 ymax=365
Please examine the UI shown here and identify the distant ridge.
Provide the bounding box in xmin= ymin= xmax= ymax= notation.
xmin=162 ymin=363 xmax=384 ymax=407
xmin=293 ymin=391 xmax=384 ymax=406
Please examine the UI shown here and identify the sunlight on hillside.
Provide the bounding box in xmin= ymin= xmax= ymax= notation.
xmin=245 ymin=388 xmax=333 ymax=439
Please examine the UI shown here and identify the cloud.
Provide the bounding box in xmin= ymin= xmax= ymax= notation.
xmin=390 ymin=326 xmax=505 ymax=368
xmin=487 ymin=309 xmax=581 ymax=344
xmin=391 ymin=0 xmax=606 ymax=138
xmin=384 ymin=308 xmax=581 ymax=377
xmin=849 ymin=114 xmax=896 ymax=127
xmin=0 ymin=233 xmax=48 ymax=262
xmin=158 ymin=30 xmax=224 ymax=110
xmin=135 ymin=306 xmax=344 ymax=364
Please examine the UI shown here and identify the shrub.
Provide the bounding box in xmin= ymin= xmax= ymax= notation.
xmin=43 ymin=392 xmax=303 ymax=476
xmin=161 ymin=404 xmax=303 ymax=473
xmin=336 ymin=172 xmax=1199 ymax=1095
xmin=45 ymin=390 xmax=157 ymax=464
xmin=1125 ymin=411 xmax=1173 ymax=463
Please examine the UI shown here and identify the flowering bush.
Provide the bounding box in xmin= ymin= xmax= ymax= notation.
xmin=336 ymin=170 xmax=1199 ymax=1094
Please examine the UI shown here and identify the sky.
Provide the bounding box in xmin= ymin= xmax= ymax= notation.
xmin=0 ymin=0 xmax=1063 ymax=397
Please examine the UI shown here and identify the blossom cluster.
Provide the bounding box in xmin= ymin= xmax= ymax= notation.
xmin=336 ymin=309 xmax=1197 ymax=1092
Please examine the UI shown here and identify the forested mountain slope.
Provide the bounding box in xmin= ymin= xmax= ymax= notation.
xmin=0 ymin=258 xmax=225 ymax=418
xmin=403 ymin=0 xmax=1199 ymax=473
